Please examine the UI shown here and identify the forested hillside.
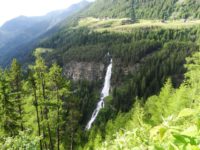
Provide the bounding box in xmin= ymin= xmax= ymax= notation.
xmin=83 ymin=0 xmax=200 ymax=20
xmin=39 ymin=24 xmax=200 ymax=111
xmin=0 ymin=49 xmax=199 ymax=150
xmin=1 ymin=23 xmax=199 ymax=149
xmin=0 ymin=0 xmax=200 ymax=149
xmin=85 ymin=52 xmax=200 ymax=149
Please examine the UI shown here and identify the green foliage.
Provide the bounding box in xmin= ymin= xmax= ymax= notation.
xmin=145 ymin=79 xmax=174 ymax=124
xmin=112 ymin=41 xmax=198 ymax=112
xmin=0 ymin=38 xmax=199 ymax=150
xmin=0 ymin=131 xmax=40 ymax=150
xmin=0 ymin=59 xmax=24 ymax=136
xmin=9 ymin=59 xmax=24 ymax=131
xmin=1 ymin=12 xmax=200 ymax=150
xmin=85 ymin=51 xmax=200 ymax=149
xmin=38 ymin=25 xmax=199 ymax=136
xmin=83 ymin=0 xmax=200 ymax=20
xmin=0 ymin=55 xmax=75 ymax=149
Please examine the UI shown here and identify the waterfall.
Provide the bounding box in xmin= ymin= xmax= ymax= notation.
xmin=86 ymin=59 xmax=113 ymax=130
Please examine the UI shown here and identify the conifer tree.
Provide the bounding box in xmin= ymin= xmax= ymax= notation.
xmin=48 ymin=63 xmax=69 ymax=150
xmin=31 ymin=55 xmax=54 ymax=150
xmin=0 ymin=69 xmax=19 ymax=136
xmin=9 ymin=59 xmax=24 ymax=131
xmin=66 ymin=96 xmax=81 ymax=150
xmin=27 ymin=70 xmax=43 ymax=150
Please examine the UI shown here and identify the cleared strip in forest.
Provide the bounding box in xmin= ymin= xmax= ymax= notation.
xmin=77 ymin=17 xmax=200 ymax=33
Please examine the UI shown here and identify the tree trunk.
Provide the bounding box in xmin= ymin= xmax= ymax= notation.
xmin=33 ymin=88 xmax=43 ymax=150
xmin=16 ymin=76 xmax=24 ymax=131
xmin=18 ymin=104 xmax=24 ymax=131
xmin=70 ymin=131 xmax=74 ymax=150
xmin=57 ymin=119 xmax=60 ymax=150
xmin=47 ymin=120 xmax=54 ymax=150
xmin=41 ymin=109 xmax=48 ymax=150
xmin=56 ymin=88 xmax=60 ymax=150
xmin=42 ymin=79 xmax=54 ymax=150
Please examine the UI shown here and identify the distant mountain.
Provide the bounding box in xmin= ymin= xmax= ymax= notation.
xmin=0 ymin=0 xmax=90 ymax=66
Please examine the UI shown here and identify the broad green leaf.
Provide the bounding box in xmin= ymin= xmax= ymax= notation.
xmin=173 ymin=134 xmax=198 ymax=145
xmin=159 ymin=127 xmax=167 ymax=140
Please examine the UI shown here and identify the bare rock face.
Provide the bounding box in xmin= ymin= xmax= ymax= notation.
xmin=113 ymin=58 xmax=140 ymax=75
xmin=63 ymin=61 xmax=105 ymax=81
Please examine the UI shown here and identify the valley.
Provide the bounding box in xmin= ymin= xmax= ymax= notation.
xmin=0 ymin=0 xmax=200 ymax=149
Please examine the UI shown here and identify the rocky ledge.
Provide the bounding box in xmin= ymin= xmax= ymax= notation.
xmin=63 ymin=61 xmax=105 ymax=81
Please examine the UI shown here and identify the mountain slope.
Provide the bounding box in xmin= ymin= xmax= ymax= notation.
xmin=1 ymin=0 xmax=199 ymax=66
xmin=0 ymin=0 xmax=90 ymax=66
xmin=0 ymin=0 xmax=200 ymax=149
xmin=84 ymin=52 xmax=200 ymax=149
xmin=83 ymin=0 xmax=200 ymax=19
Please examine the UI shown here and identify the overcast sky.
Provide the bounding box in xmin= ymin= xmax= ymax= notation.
xmin=0 ymin=0 xmax=94 ymax=26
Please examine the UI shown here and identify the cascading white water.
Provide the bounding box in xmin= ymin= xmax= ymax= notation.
xmin=86 ymin=59 xmax=113 ymax=130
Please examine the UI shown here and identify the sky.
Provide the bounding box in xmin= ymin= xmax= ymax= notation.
xmin=0 ymin=0 xmax=94 ymax=26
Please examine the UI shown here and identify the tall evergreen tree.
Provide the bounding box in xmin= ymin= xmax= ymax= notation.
xmin=27 ymin=70 xmax=43 ymax=150
xmin=9 ymin=59 xmax=24 ymax=131
xmin=48 ymin=63 xmax=70 ymax=150
xmin=31 ymin=55 xmax=54 ymax=150
xmin=0 ymin=69 xmax=19 ymax=136
xmin=66 ymin=96 xmax=81 ymax=150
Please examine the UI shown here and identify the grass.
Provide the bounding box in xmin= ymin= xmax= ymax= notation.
xmin=77 ymin=17 xmax=200 ymax=33
xmin=34 ymin=48 xmax=54 ymax=55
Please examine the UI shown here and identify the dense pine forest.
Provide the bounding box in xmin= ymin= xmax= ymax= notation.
xmin=83 ymin=0 xmax=200 ymax=20
xmin=0 ymin=0 xmax=200 ymax=149
xmin=0 ymin=48 xmax=200 ymax=149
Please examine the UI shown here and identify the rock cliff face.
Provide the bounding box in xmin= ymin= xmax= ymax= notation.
xmin=63 ymin=59 xmax=140 ymax=82
xmin=63 ymin=59 xmax=140 ymax=83
xmin=63 ymin=61 xmax=105 ymax=81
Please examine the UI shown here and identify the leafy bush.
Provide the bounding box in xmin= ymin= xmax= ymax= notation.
xmin=0 ymin=131 xmax=40 ymax=150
